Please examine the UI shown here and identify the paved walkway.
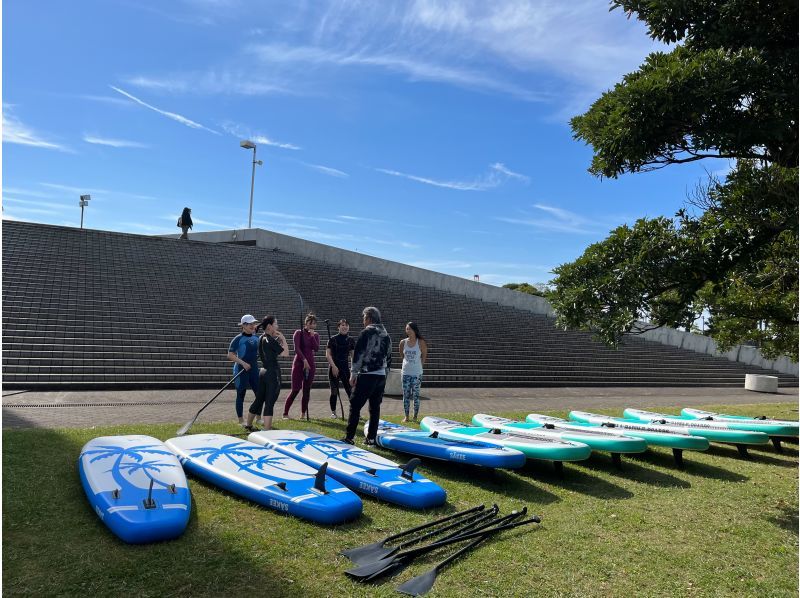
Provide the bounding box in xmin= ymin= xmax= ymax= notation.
xmin=2 ymin=386 xmax=797 ymax=429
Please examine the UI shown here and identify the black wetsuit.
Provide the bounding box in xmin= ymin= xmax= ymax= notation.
xmin=327 ymin=333 xmax=355 ymax=412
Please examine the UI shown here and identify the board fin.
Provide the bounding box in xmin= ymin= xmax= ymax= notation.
xmin=429 ymin=431 xmax=439 ymax=439
xmin=275 ymin=482 xmax=288 ymax=492
xmin=143 ymin=478 xmax=157 ymax=509
xmin=111 ymin=489 xmax=120 ymax=500
xmin=601 ymin=422 xmax=616 ymax=428
xmin=542 ymin=423 xmax=556 ymax=429
xmin=168 ymin=484 xmax=177 ymax=494
xmin=400 ymin=458 xmax=421 ymax=481
xmin=364 ymin=468 xmax=378 ymax=477
xmin=314 ymin=462 xmax=329 ymax=494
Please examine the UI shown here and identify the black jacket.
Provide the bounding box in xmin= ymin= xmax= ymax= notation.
xmin=351 ymin=324 xmax=391 ymax=375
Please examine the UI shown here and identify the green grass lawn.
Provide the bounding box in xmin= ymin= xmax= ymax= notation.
xmin=3 ymin=403 xmax=798 ymax=597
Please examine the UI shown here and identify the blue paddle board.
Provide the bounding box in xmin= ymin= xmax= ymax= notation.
xmin=78 ymin=435 xmax=191 ymax=544
xmin=248 ymin=430 xmax=447 ymax=509
xmin=372 ymin=420 xmax=527 ymax=469
xmin=165 ymin=434 xmax=362 ymax=525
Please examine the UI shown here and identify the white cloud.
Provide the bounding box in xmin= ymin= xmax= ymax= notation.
xmin=39 ymin=182 xmax=157 ymax=201
xmin=109 ymin=86 xmax=221 ymax=134
xmin=83 ymin=135 xmax=149 ymax=148
xmin=2 ymin=106 xmax=70 ymax=151
xmin=125 ymin=72 xmax=292 ymax=96
xmin=494 ymin=203 xmax=604 ymax=234
xmin=220 ymin=122 xmax=301 ymax=150
xmin=301 ymin=162 xmax=348 ymax=178
xmin=376 ymin=162 xmax=529 ymax=191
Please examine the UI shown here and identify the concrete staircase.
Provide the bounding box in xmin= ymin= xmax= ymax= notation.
xmin=3 ymin=221 xmax=796 ymax=389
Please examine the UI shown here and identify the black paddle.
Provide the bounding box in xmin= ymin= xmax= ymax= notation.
xmin=357 ymin=510 xmax=535 ymax=583
xmin=341 ymin=504 xmax=485 ymax=563
xmin=347 ymin=504 xmax=499 ymax=566
xmin=396 ymin=533 xmax=489 ymax=596
xmin=324 ymin=318 xmax=345 ymax=420
xmin=298 ymin=293 xmax=310 ymax=422
xmin=346 ymin=508 xmax=538 ymax=582
xmin=176 ymin=368 xmax=246 ymax=436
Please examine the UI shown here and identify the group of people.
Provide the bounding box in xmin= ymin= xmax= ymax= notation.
xmin=226 ymin=306 xmax=428 ymax=445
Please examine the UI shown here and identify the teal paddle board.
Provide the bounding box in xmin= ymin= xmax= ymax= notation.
xmin=622 ymin=408 xmax=770 ymax=446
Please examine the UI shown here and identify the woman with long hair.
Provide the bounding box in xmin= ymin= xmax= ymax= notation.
xmin=399 ymin=321 xmax=427 ymax=422
xmin=177 ymin=207 xmax=193 ymax=239
xmin=281 ymin=313 xmax=320 ymax=419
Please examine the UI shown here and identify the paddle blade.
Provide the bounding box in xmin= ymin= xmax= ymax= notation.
xmin=345 ymin=556 xmax=407 ymax=581
xmin=340 ymin=543 xmax=393 ymax=564
xmin=176 ymin=416 xmax=197 ymax=437
xmin=396 ymin=568 xmax=437 ymax=596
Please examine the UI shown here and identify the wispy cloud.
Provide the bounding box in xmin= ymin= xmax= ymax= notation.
xmin=124 ymin=73 xmax=293 ymax=96
xmin=221 ymin=122 xmax=301 ymax=150
xmin=301 ymin=162 xmax=348 ymax=178
xmin=256 ymin=210 xmax=346 ymax=225
xmin=109 ymin=86 xmax=221 ymax=134
xmin=376 ymin=162 xmax=529 ymax=191
xmin=39 ymin=182 xmax=157 ymax=201
xmin=83 ymin=134 xmax=149 ymax=148
xmin=2 ymin=106 xmax=70 ymax=151
xmin=3 ymin=197 xmax=73 ymax=211
xmin=2 ymin=187 xmax=56 ymax=199
xmin=495 ymin=203 xmax=602 ymax=234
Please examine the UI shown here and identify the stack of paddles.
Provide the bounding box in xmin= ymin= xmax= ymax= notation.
xmin=341 ymin=503 xmax=541 ymax=596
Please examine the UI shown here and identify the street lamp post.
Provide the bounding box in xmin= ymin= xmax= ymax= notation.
xmin=79 ymin=194 xmax=91 ymax=229
xmin=240 ymin=140 xmax=263 ymax=228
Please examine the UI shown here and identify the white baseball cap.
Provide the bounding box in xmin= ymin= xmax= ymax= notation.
xmin=239 ymin=314 xmax=257 ymax=325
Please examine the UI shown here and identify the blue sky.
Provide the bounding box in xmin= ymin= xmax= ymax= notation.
xmin=3 ymin=0 xmax=729 ymax=286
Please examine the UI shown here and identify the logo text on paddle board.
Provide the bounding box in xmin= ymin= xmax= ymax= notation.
xmin=358 ymin=482 xmax=379 ymax=495
xmin=95 ymin=505 xmax=105 ymax=520
xmin=449 ymin=452 xmax=467 ymax=461
xmin=269 ymin=499 xmax=289 ymax=512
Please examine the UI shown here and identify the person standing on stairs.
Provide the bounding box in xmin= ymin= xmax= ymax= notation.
xmin=400 ymin=321 xmax=427 ymax=422
xmin=326 ymin=318 xmax=355 ymax=418
xmin=227 ymin=314 xmax=261 ymax=428
xmin=177 ymin=207 xmax=193 ymax=239
xmin=282 ymin=313 xmax=320 ymax=419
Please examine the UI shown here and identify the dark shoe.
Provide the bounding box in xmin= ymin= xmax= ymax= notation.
xmin=340 ymin=437 xmax=355 ymax=445
xmin=243 ymin=425 xmax=259 ymax=433
xmin=364 ymin=438 xmax=377 ymax=447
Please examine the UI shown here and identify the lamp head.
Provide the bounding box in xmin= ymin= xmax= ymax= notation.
xmin=240 ymin=140 xmax=256 ymax=149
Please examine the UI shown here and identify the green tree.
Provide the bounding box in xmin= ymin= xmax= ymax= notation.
xmin=503 ymin=282 xmax=545 ymax=297
xmin=550 ymin=0 xmax=798 ymax=360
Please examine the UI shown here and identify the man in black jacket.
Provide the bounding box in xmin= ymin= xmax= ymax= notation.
xmin=342 ymin=306 xmax=391 ymax=445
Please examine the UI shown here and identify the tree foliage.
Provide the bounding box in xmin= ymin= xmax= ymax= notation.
xmin=503 ymin=282 xmax=545 ymax=297
xmin=551 ymin=0 xmax=798 ymax=360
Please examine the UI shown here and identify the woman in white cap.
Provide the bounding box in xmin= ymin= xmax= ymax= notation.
xmin=227 ymin=314 xmax=261 ymax=428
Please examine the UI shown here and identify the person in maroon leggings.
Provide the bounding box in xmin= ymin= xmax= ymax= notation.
xmin=282 ymin=313 xmax=320 ymax=419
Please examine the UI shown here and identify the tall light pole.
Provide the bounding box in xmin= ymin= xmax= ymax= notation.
xmin=79 ymin=194 xmax=91 ymax=229
xmin=240 ymin=140 xmax=263 ymax=228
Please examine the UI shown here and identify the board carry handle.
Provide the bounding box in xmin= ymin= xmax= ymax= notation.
xmin=379 ymin=504 xmax=485 ymax=545
xmin=400 ymin=458 xmax=422 ymax=481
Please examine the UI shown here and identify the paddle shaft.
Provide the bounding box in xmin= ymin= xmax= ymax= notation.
xmin=378 ymin=503 xmax=486 ymax=545
xmin=393 ymin=506 xmax=499 ymax=553
xmin=176 ymin=368 xmax=246 ymax=435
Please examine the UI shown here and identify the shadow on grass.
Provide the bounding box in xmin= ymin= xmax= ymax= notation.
xmin=577 ymin=452 xmax=692 ymax=488
xmin=418 ymin=458 xmax=561 ymax=505
xmin=518 ymin=460 xmax=634 ymax=500
xmin=628 ymin=450 xmax=748 ymax=483
xmin=766 ymin=502 xmax=799 ymax=536
xmin=706 ymin=444 xmax=799 ymax=467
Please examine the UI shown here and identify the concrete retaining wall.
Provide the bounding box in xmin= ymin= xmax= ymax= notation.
xmin=181 ymin=228 xmax=555 ymax=316
xmin=177 ymin=228 xmax=797 ymax=377
xmin=640 ymin=326 xmax=798 ymax=377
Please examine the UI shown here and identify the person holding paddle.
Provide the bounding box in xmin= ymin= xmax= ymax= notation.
xmin=281 ymin=313 xmax=320 ymax=419
xmin=227 ymin=314 xmax=261 ymax=428
xmin=326 ymin=318 xmax=355 ymax=418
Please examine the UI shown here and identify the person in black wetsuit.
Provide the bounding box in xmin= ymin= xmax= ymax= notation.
xmin=325 ymin=319 xmax=355 ymax=418
xmin=244 ymin=315 xmax=289 ymax=432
